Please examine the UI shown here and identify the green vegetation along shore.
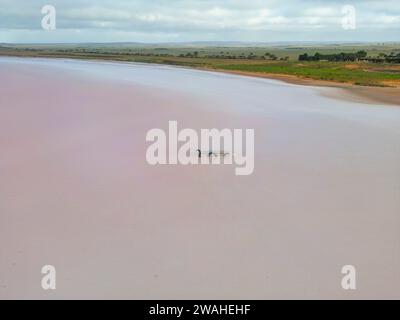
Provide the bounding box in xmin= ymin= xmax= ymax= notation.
xmin=1 ymin=43 xmax=400 ymax=88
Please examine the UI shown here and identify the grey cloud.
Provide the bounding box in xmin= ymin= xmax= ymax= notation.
xmin=0 ymin=0 xmax=399 ymax=42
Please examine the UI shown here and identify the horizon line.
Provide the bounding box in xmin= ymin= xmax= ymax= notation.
xmin=2 ymin=40 xmax=400 ymax=46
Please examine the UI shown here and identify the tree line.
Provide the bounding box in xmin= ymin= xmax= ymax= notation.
xmin=299 ymin=50 xmax=400 ymax=63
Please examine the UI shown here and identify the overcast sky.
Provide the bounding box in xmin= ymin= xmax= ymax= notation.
xmin=0 ymin=0 xmax=399 ymax=43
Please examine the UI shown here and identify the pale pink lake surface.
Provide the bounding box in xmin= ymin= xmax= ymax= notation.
xmin=0 ymin=57 xmax=400 ymax=299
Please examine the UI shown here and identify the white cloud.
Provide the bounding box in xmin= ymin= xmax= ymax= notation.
xmin=206 ymin=7 xmax=233 ymax=18
xmin=0 ymin=0 xmax=399 ymax=42
xmin=304 ymin=7 xmax=338 ymax=17
xmin=64 ymin=7 xmax=132 ymax=21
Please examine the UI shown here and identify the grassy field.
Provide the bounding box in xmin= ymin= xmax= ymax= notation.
xmin=1 ymin=43 xmax=400 ymax=87
xmin=217 ymin=62 xmax=400 ymax=86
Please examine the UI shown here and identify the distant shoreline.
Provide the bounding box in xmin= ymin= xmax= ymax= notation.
xmin=1 ymin=52 xmax=399 ymax=106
